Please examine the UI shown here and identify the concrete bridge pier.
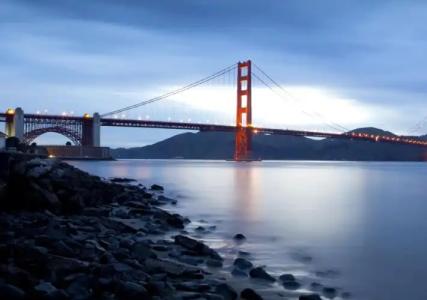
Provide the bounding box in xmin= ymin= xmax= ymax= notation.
xmin=5 ymin=107 xmax=24 ymax=141
xmin=82 ymin=112 xmax=101 ymax=147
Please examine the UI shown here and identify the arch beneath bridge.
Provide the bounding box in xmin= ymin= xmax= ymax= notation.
xmin=23 ymin=126 xmax=82 ymax=146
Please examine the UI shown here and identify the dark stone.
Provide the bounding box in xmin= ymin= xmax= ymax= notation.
xmin=116 ymin=281 xmax=148 ymax=300
xmin=150 ymin=184 xmax=164 ymax=191
xmin=214 ymin=283 xmax=237 ymax=300
xmin=241 ymin=288 xmax=263 ymax=300
xmin=299 ymin=294 xmax=322 ymax=300
xmin=233 ymin=233 xmax=246 ymax=241
xmin=249 ymin=267 xmax=276 ymax=282
xmin=322 ymin=287 xmax=337 ymax=297
xmin=283 ymin=280 xmax=301 ymax=290
xmin=231 ymin=268 xmax=247 ymax=277
xmin=279 ymin=274 xmax=296 ymax=282
xmin=279 ymin=273 xmax=301 ymax=290
xmin=233 ymin=258 xmax=253 ymax=269
xmin=0 ymin=282 xmax=26 ymax=300
xmin=131 ymin=242 xmax=157 ymax=262
xmin=206 ymin=259 xmax=223 ymax=268
xmin=110 ymin=177 xmax=136 ymax=183
xmin=174 ymin=235 xmax=222 ymax=260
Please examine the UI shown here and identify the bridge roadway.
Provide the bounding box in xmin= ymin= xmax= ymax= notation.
xmin=1 ymin=113 xmax=427 ymax=147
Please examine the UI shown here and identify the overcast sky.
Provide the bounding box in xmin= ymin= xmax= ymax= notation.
xmin=1 ymin=0 xmax=427 ymax=147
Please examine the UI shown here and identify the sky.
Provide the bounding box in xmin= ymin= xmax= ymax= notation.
xmin=1 ymin=0 xmax=427 ymax=147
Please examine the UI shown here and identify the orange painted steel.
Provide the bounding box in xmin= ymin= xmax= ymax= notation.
xmin=234 ymin=60 xmax=253 ymax=160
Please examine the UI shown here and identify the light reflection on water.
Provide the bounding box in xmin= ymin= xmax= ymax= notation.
xmin=69 ymin=159 xmax=427 ymax=300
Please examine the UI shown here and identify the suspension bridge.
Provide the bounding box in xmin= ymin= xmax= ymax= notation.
xmin=1 ymin=60 xmax=426 ymax=160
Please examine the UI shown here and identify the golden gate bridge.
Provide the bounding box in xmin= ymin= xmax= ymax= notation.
xmin=1 ymin=60 xmax=426 ymax=160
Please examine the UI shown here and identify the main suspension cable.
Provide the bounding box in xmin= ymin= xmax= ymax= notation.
xmin=101 ymin=63 xmax=237 ymax=117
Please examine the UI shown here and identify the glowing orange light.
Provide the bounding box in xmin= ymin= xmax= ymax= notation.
xmin=83 ymin=113 xmax=91 ymax=119
xmin=6 ymin=108 xmax=14 ymax=115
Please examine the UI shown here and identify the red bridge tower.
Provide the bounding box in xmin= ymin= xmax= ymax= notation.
xmin=234 ymin=60 xmax=253 ymax=161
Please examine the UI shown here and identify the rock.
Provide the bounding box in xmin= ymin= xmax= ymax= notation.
xmin=231 ymin=268 xmax=247 ymax=277
xmin=233 ymin=258 xmax=253 ymax=269
xmin=195 ymin=226 xmax=206 ymax=232
xmin=238 ymin=250 xmax=251 ymax=257
xmin=150 ymin=184 xmax=164 ymax=191
xmin=241 ymin=288 xmax=263 ymax=300
xmin=279 ymin=273 xmax=301 ymax=290
xmin=110 ymin=177 xmax=136 ymax=183
xmin=0 ymin=282 xmax=26 ymax=300
xmin=233 ymin=233 xmax=246 ymax=241
xmin=299 ymin=294 xmax=322 ymax=300
xmin=206 ymin=259 xmax=223 ymax=268
xmin=116 ymin=281 xmax=148 ymax=300
xmin=34 ymin=281 xmax=68 ymax=299
xmin=322 ymin=287 xmax=337 ymax=297
xmin=214 ymin=283 xmax=237 ymax=300
xmin=34 ymin=281 xmax=58 ymax=294
xmin=131 ymin=241 xmax=157 ymax=262
xmin=174 ymin=235 xmax=222 ymax=260
xmin=249 ymin=267 xmax=276 ymax=282
xmin=279 ymin=274 xmax=295 ymax=282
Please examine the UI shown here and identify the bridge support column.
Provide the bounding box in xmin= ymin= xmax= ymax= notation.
xmin=82 ymin=113 xmax=101 ymax=147
xmin=234 ymin=60 xmax=252 ymax=161
xmin=92 ymin=112 xmax=101 ymax=147
xmin=5 ymin=107 xmax=24 ymax=141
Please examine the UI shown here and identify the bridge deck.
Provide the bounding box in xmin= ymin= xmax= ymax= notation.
xmin=1 ymin=113 xmax=426 ymax=147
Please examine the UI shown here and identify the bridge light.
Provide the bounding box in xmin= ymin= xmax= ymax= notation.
xmin=36 ymin=110 xmax=41 ymax=114
xmin=253 ymin=129 xmax=258 ymax=134
xmin=6 ymin=108 xmax=15 ymax=115
xmin=83 ymin=113 xmax=91 ymax=119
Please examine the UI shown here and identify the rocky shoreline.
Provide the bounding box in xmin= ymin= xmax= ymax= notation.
xmin=0 ymin=154 xmax=344 ymax=300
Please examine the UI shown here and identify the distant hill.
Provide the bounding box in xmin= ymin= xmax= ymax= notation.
xmin=112 ymin=128 xmax=427 ymax=161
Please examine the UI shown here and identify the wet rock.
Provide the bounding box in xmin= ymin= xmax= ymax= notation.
xmin=310 ymin=282 xmax=323 ymax=290
xmin=0 ymin=282 xmax=26 ymax=300
xmin=131 ymin=241 xmax=157 ymax=262
xmin=150 ymin=184 xmax=164 ymax=191
xmin=238 ymin=250 xmax=251 ymax=257
xmin=241 ymin=288 xmax=263 ymax=300
xmin=174 ymin=235 xmax=222 ymax=260
xmin=233 ymin=233 xmax=246 ymax=241
xmin=231 ymin=268 xmax=248 ymax=277
xmin=175 ymin=282 xmax=210 ymax=293
xmin=34 ymin=281 xmax=69 ymax=300
xmin=322 ymin=287 xmax=337 ymax=298
xmin=116 ymin=281 xmax=148 ymax=300
xmin=299 ymin=294 xmax=322 ymax=300
xmin=110 ymin=177 xmax=136 ymax=183
xmin=249 ymin=267 xmax=276 ymax=282
xmin=233 ymin=258 xmax=253 ymax=269
xmin=195 ymin=226 xmax=206 ymax=233
xmin=206 ymin=259 xmax=223 ymax=268
xmin=214 ymin=283 xmax=237 ymax=300
xmin=279 ymin=273 xmax=301 ymax=290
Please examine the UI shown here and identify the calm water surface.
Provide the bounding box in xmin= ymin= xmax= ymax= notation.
xmin=69 ymin=160 xmax=427 ymax=300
